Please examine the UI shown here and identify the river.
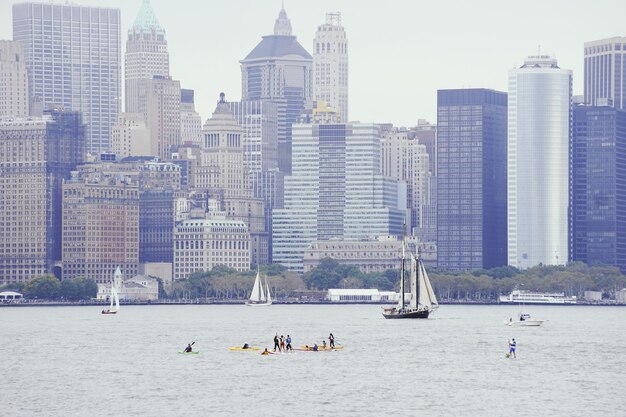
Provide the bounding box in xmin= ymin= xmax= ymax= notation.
xmin=1 ymin=304 xmax=624 ymax=417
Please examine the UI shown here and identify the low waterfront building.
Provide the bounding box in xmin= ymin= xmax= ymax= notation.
xmin=0 ymin=291 xmax=23 ymax=302
xmin=583 ymin=291 xmax=603 ymax=302
xmin=173 ymin=214 xmax=251 ymax=280
xmin=616 ymin=289 xmax=626 ymax=304
xmin=303 ymin=237 xmax=436 ymax=273
xmin=97 ymin=274 xmax=159 ymax=302
xmin=326 ymin=289 xmax=398 ymax=302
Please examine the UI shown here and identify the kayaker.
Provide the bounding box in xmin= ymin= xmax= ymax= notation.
xmin=286 ymin=335 xmax=293 ymax=352
xmin=242 ymin=343 xmax=250 ymax=349
xmin=329 ymin=333 xmax=335 ymax=348
xmin=322 ymin=340 xmax=327 ymax=348
xmin=261 ymin=348 xmax=271 ymax=355
xmin=508 ymin=338 xmax=516 ymax=358
xmin=273 ymin=334 xmax=280 ymax=352
xmin=184 ymin=343 xmax=193 ymax=353
xmin=312 ymin=344 xmax=318 ymax=351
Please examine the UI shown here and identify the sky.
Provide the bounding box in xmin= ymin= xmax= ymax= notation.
xmin=1 ymin=0 xmax=625 ymax=126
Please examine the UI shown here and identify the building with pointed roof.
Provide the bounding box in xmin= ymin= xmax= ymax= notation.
xmin=125 ymin=0 xmax=170 ymax=113
xmin=240 ymin=5 xmax=312 ymax=175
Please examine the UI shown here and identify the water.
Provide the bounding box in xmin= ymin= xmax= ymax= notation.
xmin=1 ymin=304 xmax=624 ymax=417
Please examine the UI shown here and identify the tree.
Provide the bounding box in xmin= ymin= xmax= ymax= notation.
xmin=24 ymin=275 xmax=60 ymax=300
xmin=59 ymin=277 xmax=98 ymax=301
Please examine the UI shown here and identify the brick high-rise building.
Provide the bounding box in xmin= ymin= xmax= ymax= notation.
xmin=0 ymin=40 xmax=29 ymax=117
xmin=0 ymin=110 xmax=85 ymax=285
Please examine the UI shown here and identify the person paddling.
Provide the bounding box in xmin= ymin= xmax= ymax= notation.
xmin=508 ymin=338 xmax=516 ymax=358
xmin=184 ymin=343 xmax=193 ymax=353
xmin=329 ymin=333 xmax=335 ymax=348
xmin=261 ymin=348 xmax=271 ymax=355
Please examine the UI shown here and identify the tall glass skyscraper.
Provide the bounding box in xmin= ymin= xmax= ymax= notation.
xmin=437 ymin=89 xmax=508 ymax=271
xmin=584 ymin=37 xmax=626 ymax=110
xmin=571 ymin=104 xmax=626 ymax=272
xmin=240 ymin=6 xmax=312 ymax=175
xmin=273 ymin=122 xmax=405 ymax=271
xmin=508 ymin=56 xmax=572 ymax=268
xmin=12 ymin=3 xmax=121 ymax=154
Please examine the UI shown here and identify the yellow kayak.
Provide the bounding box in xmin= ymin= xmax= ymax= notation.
xmin=300 ymin=345 xmax=343 ymax=350
xmin=228 ymin=347 xmax=261 ymax=351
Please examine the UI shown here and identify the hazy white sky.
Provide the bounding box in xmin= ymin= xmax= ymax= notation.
xmin=1 ymin=0 xmax=625 ymax=125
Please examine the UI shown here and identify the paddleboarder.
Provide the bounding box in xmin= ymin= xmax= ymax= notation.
xmin=329 ymin=333 xmax=335 ymax=348
xmin=273 ymin=334 xmax=280 ymax=352
xmin=508 ymin=338 xmax=516 ymax=358
xmin=286 ymin=335 xmax=293 ymax=352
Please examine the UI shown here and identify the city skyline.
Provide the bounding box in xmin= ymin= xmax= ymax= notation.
xmin=1 ymin=0 xmax=624 ymax=126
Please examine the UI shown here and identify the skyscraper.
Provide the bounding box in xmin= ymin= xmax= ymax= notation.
xmin=273 ymin=120 xmax=405 ymax=271
xmin=12 ymin=3 xmax=121 ymax=154
xmin=571 ymin=104 xmax=626 ymax=272
xmin=508 ymin=56 xmax=572 ymax=268
xmin=0 ymin=40 xmax=29 ymax=117
xmin=313 ymin=12 xmax=348 ymax=122
xmin=0 ymin=110 xmax=85 ymax=285
xmin=437 ymin=89 xmax=508 ymax=271
xmin=584 ymin=37 xmax=626 ymax=110
xmin=111 ymin=113 xmax=150 ymax=157
xmin=381 ymin=128 xmax=429 ymax=236
xmin=138 ymin=76 xmax=181 ymax=160
xmin=180 ymin=89 xmax=202 ymax=146
xmin=125 ymin=0 xmax=169 ymax=113
xmin=241 ymin=5 xmax=313 ymax=175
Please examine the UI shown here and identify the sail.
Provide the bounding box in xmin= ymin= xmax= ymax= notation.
xmin=409 ymin=255 xmax=418 ymax=309
xmin=112 ymin=286 xmax=120 ymax=311
xmin=421 ymin=261 xmax=438 ymax=306
xmin=249 ymin=271 xmax=263 ymax=302
xmin=417 ymin=259 xmax=431 ymax=307
xmin=264 ymin=275 xmax=272 ymax=304
xmin=109 ymin=288 xmax=115 ymax=309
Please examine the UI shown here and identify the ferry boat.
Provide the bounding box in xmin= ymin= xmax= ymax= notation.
xmin=499 ymin=290 xmax=577 ymax=305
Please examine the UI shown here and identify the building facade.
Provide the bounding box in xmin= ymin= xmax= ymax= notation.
xmin=180 ymin=89 xmax=202 ymax=146
xmin=571 ymin=105 xmax=626 ymax=272
xmin=584 ymin=37 xmax=626 ymax=110
xmin=240 ymin=6 xmax=313 ymax=175
xmin=111 ymin=113 xmax=150 ymax=157
xmin=62 ymin=165 xmax=139 ymax=283
xmin=0 ymin=111 xmax=85 ymax=285
xmin=437 ymin=89 xmax=508 ymax=271
xmin=138 ymin=76 xmax=181 ymax=159
xmin=273 ymin=122 xmax=405 ymax=271
xmin=313 ymin=12 xmax=348 ymax=123
xmin=303 ymin=237 xmax=436 ymax=273
xmin=508 ymin=56 xmax=572 ymax=268
xmin=381 ymin=128 xmax=429 ymax=237
xmin=173 ymin=216 xmax=251 ymax=279
xmin=12 ymin=2 xmax=121 ymax=153
xmin=0 ymin=40 xmax=29 ymax=117
xmin=125 ymin=0 xmax=169 ymax=113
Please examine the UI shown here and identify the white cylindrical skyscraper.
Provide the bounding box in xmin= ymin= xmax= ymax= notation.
xmin=507 ymin=56 xmax=572 ymax=268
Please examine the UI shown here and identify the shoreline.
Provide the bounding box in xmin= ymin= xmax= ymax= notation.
xmin=1 ymin=300 xmax=625 ymax=307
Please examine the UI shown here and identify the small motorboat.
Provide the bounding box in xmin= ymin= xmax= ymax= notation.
xmin=506 ymin=313 xmax=545 ymax=327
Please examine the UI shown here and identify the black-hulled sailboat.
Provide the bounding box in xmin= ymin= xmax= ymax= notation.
xmin=382 ymin=241 xmax=438 ymax=319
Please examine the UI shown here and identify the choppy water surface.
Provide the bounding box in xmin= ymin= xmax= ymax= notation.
xmin=1 ymin=304 xmax=624 ymax=417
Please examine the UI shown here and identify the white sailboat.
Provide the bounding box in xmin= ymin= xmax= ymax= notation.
xmin=246 ymin=269 xmax=272 ymax=306
xmin=383 ymin=241 xmax=438 ymax=319
xmin=102 ymin=267 xmax=121 ymax=314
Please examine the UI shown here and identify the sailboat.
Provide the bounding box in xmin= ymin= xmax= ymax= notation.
xmin=102 ymin=267 xmax=121 ymax=314
xmin=246 ymin=269 xmax=272 ymax=306
xmin=382 ymin=241 xmax=438 ymax=319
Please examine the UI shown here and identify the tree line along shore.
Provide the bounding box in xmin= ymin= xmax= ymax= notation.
xmin=2 ymin=259 xmax=626 ymax=303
